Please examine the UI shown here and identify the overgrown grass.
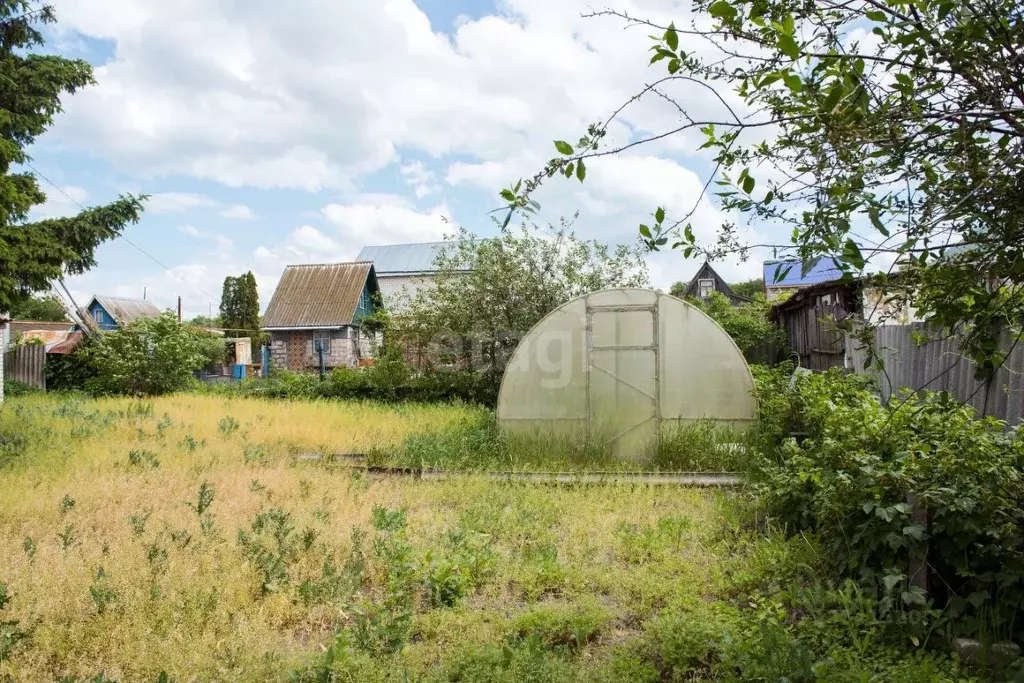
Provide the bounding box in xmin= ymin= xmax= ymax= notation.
xmin=0 ymin=394 xmax=985 ymax=681
xmin=368 ymin=412 xmax=757 ymax=473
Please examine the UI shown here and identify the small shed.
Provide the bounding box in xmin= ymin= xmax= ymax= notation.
xmin=769 ymin=279 xmax=862 ymax=371
xmin=681 ymin=261 xmax=752 ymax=305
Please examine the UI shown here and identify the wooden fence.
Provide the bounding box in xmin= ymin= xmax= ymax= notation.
xmin=4 ymin=345 xmax=45 ymax=391
xmin=847 ymin=323 xmax=1024 ymax=425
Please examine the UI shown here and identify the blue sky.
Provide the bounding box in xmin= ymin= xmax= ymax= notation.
xmin=32 ymin=0 xmax=773 ymax=318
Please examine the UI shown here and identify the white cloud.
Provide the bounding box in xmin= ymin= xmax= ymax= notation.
xmin=219 ymin=204 xmax=256 ymax=219
xmin=51 ymin=0 xmax=780 ymax=311
xmin=176 ymin=224 xmax=202 ymax=237
xmin=146 ymin=192 xmax=216 ymax=213
xmin=446 ymin=151 xmax=764 ymax=286
xmin=400 ymin=161 xmax=438 ymax=199
xmin=249 ymin=197 xmax=449 ymax=293
xmin=322 ymin=196 xmax=449 ymax=245
xmin=51 ymin=0 xmax=734 ymax=193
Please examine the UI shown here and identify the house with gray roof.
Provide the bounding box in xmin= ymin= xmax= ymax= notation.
xmin=355 ymin=242 xmax=459 ymax=307
xmin=261 ymin=261 xmax=381 ymax=371
xmin=79 ymin=295 xmax=161 ymax=331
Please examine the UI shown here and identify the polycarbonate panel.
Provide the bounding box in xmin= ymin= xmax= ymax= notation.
xmin=658 ymin=296 xmax=757 ymax=423
xmin=496 ymin=288 xmax=756 ymax=460
xmin=589 ymin=348 xmax=657 ymax=459
xmin=591 ymin=309 xmax=654 ymax=348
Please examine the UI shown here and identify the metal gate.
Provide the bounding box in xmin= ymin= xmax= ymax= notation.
xmin=585 ymin=301 xmax=659 ymax=459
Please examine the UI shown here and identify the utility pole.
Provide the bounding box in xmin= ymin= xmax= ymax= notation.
xmin=143 ymin=286 xmax=147 ymax=300
xmin=177 ymin=296 xmax=182 ymax=323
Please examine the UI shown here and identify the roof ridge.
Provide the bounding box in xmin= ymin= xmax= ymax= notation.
xmin=361 ymin=241 xmax=449 ymax=248
xmin=284 ymin=261 xmax=373 ymax=268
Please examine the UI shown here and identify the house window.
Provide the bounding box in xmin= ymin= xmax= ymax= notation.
xmin=698 ymin=279 xmax=716 ymax=298
xmin=311 ymin=331 xmax=332 ymax=354
xmin=93 ymin=308 xmax=102 ymax=323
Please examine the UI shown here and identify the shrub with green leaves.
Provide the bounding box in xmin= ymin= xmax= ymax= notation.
xmin=84 ymin=312 xmax=225 ymax=396
xmin=758 ymin=369 xmax=1024 ymax=639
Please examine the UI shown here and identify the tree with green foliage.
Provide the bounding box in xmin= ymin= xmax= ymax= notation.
xmin=189 ymin=314 xmax=222 ymax=329
xmin=219 ymin=272 xmax=260 ymax=333
xmin=391 ymin=215 xmax=648 ymax=383
xmin=85 ymin=312 xmax=224 ymax=395
xmin=7 ymin=294 xmax=67 ymax=321
xmin=0 ymin=2 xmax=144 ymax=315
xmin=501 ymin=0 xmax=1024 ymax=378
xmin=730 ymin=278 xmax=764 ymax=299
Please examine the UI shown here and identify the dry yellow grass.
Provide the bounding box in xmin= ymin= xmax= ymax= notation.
xmin=0 ymin=394 xmax=731 ymax=682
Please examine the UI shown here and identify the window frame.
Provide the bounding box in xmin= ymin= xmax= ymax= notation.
xmin=311 ymin=330 xmax=332 ymax=354
xmin=698 ymin=278 xmax=716 ymax=298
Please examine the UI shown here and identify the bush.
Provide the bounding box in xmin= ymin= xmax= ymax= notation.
xmin=757 ymin=369 xmax=1024 ymax=641
xmin=206 ymin=348 xmax=498 ymax=407
xmin=44 ymin=313 xmax=225 ymax=396
xmin=85 ymin=313 xmax=224 ymax=395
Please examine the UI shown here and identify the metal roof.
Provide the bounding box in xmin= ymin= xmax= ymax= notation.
xmin=355 ymin=242 xmax=455 ymax=276
xmin=261 ymin=262 xmax=378 ymax=329
xmin=763 ymin=259 xmax=845 ymax=288
xmin=48 ymin=331 xmax=84 ymax=355
xmin=88 ymin=296 xmax=162 ymax=325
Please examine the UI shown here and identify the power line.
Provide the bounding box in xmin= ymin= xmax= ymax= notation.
xmin=24 ymin=161 xmax=218 ymax=302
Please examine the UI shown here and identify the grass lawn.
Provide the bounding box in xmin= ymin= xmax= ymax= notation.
xmin=0 ymin=395 xmax=974 ymax=682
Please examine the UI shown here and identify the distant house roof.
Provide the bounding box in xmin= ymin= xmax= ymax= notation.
xmin=85 ymin=296 xmax=162 ymax=325
xmin=763 ymin=259 xmax=845 ymax=288
xmin=681 ymin=261 xmax=752 ymax=304
xmin=355 ymin=242 xmax=456 ymax=276
xmin=261 ymin=262 xmax=379 ymax=329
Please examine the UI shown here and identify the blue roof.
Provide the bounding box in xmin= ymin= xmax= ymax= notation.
xmin=355 ymin=242 xmax=454 ymax=275
xmin=763 ymin=259 xmax=845 ymax=287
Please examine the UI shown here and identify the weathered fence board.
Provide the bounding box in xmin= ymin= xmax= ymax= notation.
xmin=847 ymin=324 xmax=1024 ymax=425
xmin=4 ymin=345 xmax=45 ymax=391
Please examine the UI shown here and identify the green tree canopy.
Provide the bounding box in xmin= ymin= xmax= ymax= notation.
xmin=730 ymin=278 xmax=764 ymax=299
xmin=0 ymin=2 xmax=144 ymax=314
xmin=503 ymin=0 xmax=1024 ymax=375
xmin=8 ymin=293 xmax=67 ymax=321
xmin=389 ymin=215 xmax=648 ymax=382
xmin=219 ymin=272 xmax=260 ymax=333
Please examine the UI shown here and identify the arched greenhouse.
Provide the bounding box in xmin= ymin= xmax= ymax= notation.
xmin=496 ymin=288 xmax=756 ymax=460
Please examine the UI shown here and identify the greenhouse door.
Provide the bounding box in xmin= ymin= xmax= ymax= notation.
xmin=586 ymin=302 xmax=659 ymax=460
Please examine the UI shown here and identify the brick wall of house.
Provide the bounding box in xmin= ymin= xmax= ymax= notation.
xmin=269 ymin=328 xmax=360 ymax=371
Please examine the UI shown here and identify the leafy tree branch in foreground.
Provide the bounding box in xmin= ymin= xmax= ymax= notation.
xmin=501 ymin=0 xmax=1024 ymax=376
